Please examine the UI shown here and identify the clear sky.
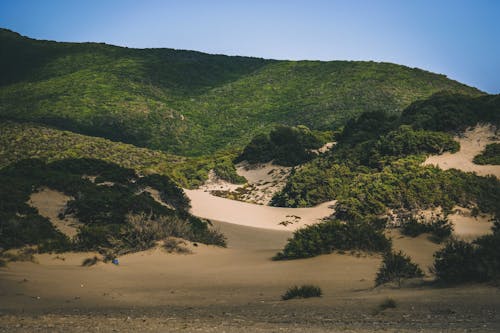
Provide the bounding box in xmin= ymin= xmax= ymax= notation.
xmin=1 ymin=0 xmax=499 ymax=93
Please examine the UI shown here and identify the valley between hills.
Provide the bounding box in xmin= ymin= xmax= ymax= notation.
xmin=1 ymin=29 xmax=500 ymax=332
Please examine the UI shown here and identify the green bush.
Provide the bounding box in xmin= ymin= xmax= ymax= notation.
xmin=473 ymin=143 xmax=500 ymax=165
xmin=274 ymin=219 xmax=391 ymax=260
xmin=281 ymin=285 xmax=322 ymax=300
xmin=236 ymin=125 xmax=327 ymax=166
xmin=432 ymin=239 xmax=478 ymax=284
xmin=375 ymin=251 xmax=424 ymax=286
xmin=432 ymin=226 xmax=500 ymax=284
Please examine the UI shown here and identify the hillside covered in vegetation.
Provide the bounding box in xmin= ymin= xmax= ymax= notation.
xmin=0 ymin=28 xmax=482 ymax=156
xmin=0 ymin=158 xmax=225 ymax=255
xmin=271 ymin=93 xmax=500 ymax=261
xmin=0 ymin=121 xmax=244 ymax=188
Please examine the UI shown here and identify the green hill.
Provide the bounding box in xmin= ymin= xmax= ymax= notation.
xmin=0 ymin=121 xmax=244 ymax=188
xmin=0 ymin=28 xmax=482 ymax=156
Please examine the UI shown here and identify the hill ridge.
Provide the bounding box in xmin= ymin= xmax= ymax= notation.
xmin=0 ymin=28 xmax=483 ymax=156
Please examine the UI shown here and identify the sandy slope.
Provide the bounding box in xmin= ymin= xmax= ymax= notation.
xmin=28 ymin=188 xmax=82 ymax=238
xmin=186 ymin=189 xmax=336 ymax=231
xmin=423 ymin=124 xmax=500 ymax=178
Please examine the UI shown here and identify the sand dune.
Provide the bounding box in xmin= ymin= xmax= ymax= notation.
xmin=185 ymin=189 xmax=336 ymax=231
xmin=423 ymin=124 xmax=500 ymax=178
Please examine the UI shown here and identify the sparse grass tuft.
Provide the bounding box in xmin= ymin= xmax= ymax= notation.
xmin=281 ymin=285 xmax=322 ymax=300
xmin=163 ymin=238 xmax=192 ymax=254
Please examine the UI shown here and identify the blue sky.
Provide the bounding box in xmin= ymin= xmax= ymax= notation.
xmin=1 ymin=0 xmax=499 ymax=93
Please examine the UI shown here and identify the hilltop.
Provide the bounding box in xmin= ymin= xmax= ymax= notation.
xmin=0 ymin=28 xmax=482 ymax=155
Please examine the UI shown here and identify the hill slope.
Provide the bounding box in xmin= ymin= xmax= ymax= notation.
xmin=0 ymin=28 xmax=482 ymax=155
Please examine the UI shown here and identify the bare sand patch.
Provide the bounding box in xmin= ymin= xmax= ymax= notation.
xmin=28 ymin=188 xmax=82 ymax=238
xmin=185 ymin=189 xmax=335 ymax=231
xmin=423 ymin=124 xmax=500 ymax=178
xmin=200 ymin=162 xmax=292 ymax=205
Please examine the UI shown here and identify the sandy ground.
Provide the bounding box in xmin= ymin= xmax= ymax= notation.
xmin=185 ymin=189 xmax=336 ymax=231
xmin=200 ymin=162 xmax=292 ymax=205
xmin=1 ymin=219 xmax=499 ymax=332
xmin=423 ymin=124 xmax=500 ymax=178
xmin=28 ymin=188 xmax=82 ymax=238
xmin=3 ymin=178 xmax=499 ymax=331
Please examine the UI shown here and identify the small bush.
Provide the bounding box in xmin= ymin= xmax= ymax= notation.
xmin=433 ymin=231 xmax=500 ymax=284
xmin=400 ymin=215 xmax=430 ymax=237
xmin=108 ymin=212 xmax=193 ymax=255
xmin=428 ymin=217 xmax=453 ymax=243
xmin=281 ymin=285 xmax=323 ymax=300
xmin=163 ymin=238 xmax=191 ymax=254
xmin=81 ymin=256 xmax=100 ymax=267
xmin=375 ymin=251 xmax=424 ymax=287
xmin=432 ymin=239 xmax=478 ymax=284
xmin=274 ymin=219 xmax=391 ymax=260
xmin=379 ymin=298 xmax=397 ymax=311
xmin=193 ymin=227 xmax=227 ymax=247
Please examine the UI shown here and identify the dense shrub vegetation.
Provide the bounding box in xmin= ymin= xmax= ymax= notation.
xmin=0 ymin=121 xmax=247 ymax=188
xmin=273 ymin=220 xmax=391 ymax=260
xmin=375 ymin=251 xmax=424 ymax=286
xmin=0 ymin=158 xmax=226 ymax=253
xmin=433 ymin=220 xmax=500 ymax=284
xmin=272 ymin=96 xmax=500 ymax=220
xmin=273 ymin=94 xmax=499 ymax=261
xmin=236 ymin=125 xmax=328 ymax=166
xmin=281 ymin=285 xmax=323 ymax=300
xmin=473 ymin=143 xmax=500 ymax=165
xmin=0 ymin=29 xmax=480 ymax=156
xmin=400 ymin=92 xmax=500 ymax=132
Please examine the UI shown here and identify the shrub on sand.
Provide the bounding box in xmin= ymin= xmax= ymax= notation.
xmin=281 ymin=285 xmax=323 ymax=300
xmin=375 ymin=251 xmax=424 ymax=287
xmin=379 ymin=298 xmax=397 ymax=311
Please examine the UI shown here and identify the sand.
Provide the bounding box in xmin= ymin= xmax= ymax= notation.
xmin=2 ymin=182 xmax=499 ymax=331
xmin=28 ymin=188 xmax=82 ymax=238
xmin=2 ymin=219 xmax=499 ymax=332
xmin=423 ymin=124 xmax=500 ymax=178
xmin=185 ymin=189 xmax=336 ymax=231
xmin=200 ymin=162 xmax=292 ymax=205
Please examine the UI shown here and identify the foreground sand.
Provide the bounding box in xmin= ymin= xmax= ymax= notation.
xmin=1 ymin=219 xmax=499 ymax=332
